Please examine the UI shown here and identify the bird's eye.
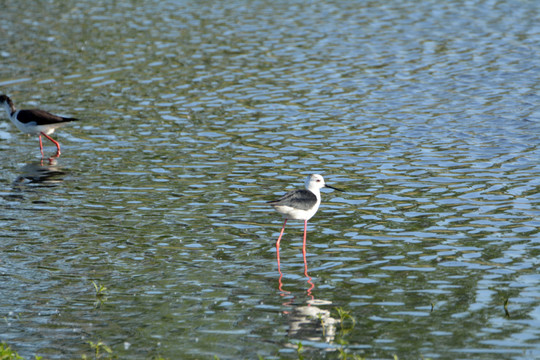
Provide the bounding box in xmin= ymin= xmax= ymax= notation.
xmin=316 ymin=179 xmax=321 ymax=182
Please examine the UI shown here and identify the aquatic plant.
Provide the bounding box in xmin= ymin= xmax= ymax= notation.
xmin=504 ymin=298 xmax=510 ymax=318
xmin=296 ymin=342 xmax=304 ymax=360
xmin=92 ymin=281 xmax=108 ymax=298
xmin=334 ymin=307 xmax=356 ymax=335
xmin=81 ymin=341 xmax=113 ymax=360
xmin=0 ymin=342 xmax=24 ymax=360
xmin=92 ymin=281 xmax=109 ymax=309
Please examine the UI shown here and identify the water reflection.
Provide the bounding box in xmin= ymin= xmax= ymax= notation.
xmin=286 ymin=299 xmax=337 ymax=346
xmin=276 ymin=239 xmax=315 ymax=301
xmin=304 ymin=254 xmax=315 ymax=300
xmin=13 ymin=161 xmax=66 ymax=187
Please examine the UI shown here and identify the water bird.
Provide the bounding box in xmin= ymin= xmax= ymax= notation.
xmin=268 ymin=174 xmax=344 ymax=266
xmin=0 ymin=94 xmax=79 ymax=158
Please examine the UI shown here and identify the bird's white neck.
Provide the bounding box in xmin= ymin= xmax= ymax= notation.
xmin=307 ymin=186 xmax=322 ymax=201
xmin=2 ymin=101 xmax=14 ymax=117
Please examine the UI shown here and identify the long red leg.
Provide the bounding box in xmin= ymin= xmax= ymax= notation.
xmin=276 ymin=219 xmax=292 ymax=305
xmin=303 ymin=220 xmax=314 ymax=299
xmin=276 ymin=219 xmax=287 ymax=277
xmin=41 ymin=132 xmax=61 ymax=157
xmin=38 ymin=134 xmax=44 ymax=158
xmin=302 ymin=220 xmax=308 ymax=263
xmin=276 ymin=219 xmax=289 ymax=294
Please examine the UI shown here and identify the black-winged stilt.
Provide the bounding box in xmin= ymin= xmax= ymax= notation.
xmin=268 ymin=174 xmax=344 ymax=270
xmin=0 ymin=95 xmax=79 ymax=158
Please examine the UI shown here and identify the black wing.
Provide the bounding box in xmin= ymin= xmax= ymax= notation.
xmin=17 ymin=109 xmax=78 ymax=125
xmin=267 ymin=189 xmax=317 ymax=211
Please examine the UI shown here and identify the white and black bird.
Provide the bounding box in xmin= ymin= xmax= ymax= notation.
xmin=0 ymin=94 xmax=79 ymax=158
xmin=268 ymin=174 xmax=344 ymax=259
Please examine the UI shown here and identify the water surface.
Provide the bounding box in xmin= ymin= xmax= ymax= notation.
xmin=1 ymin=0 xmax=539 ymax=359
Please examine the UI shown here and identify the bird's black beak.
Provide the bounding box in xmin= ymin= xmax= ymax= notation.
xmin=325 ymin=184 xmax=344 ymax=192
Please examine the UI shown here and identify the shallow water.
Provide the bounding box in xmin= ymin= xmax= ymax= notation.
xmin=1 ymin=0 xmax=539 ymax=359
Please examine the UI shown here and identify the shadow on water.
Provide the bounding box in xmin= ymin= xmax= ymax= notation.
xmin=12 ymin=161 xmax=66 ymax=187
